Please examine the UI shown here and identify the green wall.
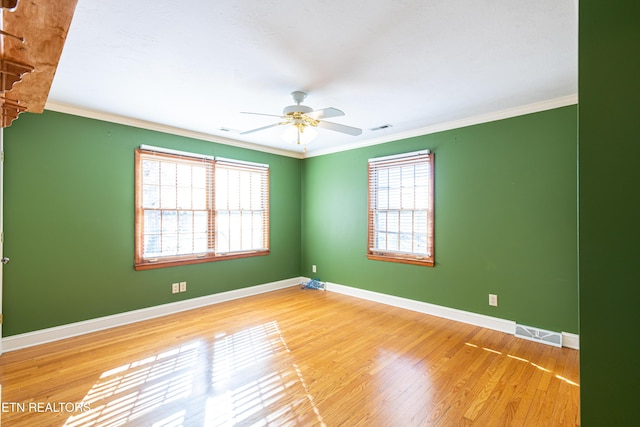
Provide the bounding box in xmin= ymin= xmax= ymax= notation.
xmin=579 ymin=2 xmax=640 ymax=424
xmin=302 ymin=106 xmax=578 ymax=333
xmin=2 ymin=111 xmax=301 ymax=336
xmin=3 ymin=105 xmax=578 ymax=341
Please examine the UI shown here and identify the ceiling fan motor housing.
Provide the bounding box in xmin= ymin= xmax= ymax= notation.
xmin=283 ymin=104 xmax=313 ymax=115
xmin=283 ymin=90 xmax=312 ymax=115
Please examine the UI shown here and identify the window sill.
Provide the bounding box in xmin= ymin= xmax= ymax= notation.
xmin=135 ymin=250 xmax=270 ymax=270
xmin=367 ymin=253 xmax=434 ymax=267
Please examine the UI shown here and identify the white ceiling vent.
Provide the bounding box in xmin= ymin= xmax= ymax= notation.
xmin=370 ymin=124 xmax=393 ymax=131
xmin=218 ymin=127 xmax=239 ymax=133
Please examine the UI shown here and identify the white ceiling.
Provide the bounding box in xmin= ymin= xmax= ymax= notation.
xmin=47 ymin=0 xmax=578 ymax=158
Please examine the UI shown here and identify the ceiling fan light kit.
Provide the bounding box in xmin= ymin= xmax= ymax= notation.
xmin=241 ymin=91 xmax=362 ymax=149
xmin=281 ymin=123 xmax=317 ymax=145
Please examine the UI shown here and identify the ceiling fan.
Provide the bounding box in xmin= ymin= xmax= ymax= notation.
xmin=240 ymin=91 xmax=362 ymax=146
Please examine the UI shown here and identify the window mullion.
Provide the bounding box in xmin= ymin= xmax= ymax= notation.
xmin=209 ymin=162 xmax=216 ymax=254
xmin=412 ymin=165 xmax=416 ymax=253
xmin=237 ymin=170 xmax=241 ymax=251
xmin=175 ymin=166 xmax=179 ymax=256
xmin=411 ymin=210 xmax=418 ymax=252
xmin=396 ymin=210 xmax=400 ymax=251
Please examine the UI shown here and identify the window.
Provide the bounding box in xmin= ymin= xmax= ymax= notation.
xmin=135 ymin=146 xmax=269 ymax=270
xmin=367 ymin=150 xmax=434 ymax=266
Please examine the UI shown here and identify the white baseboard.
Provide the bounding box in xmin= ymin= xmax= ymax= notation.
xmin=323 ymin=281 xmax=579 ymax=350
xmin=561 ymin=332 xmax=580 ymax=350
xmin=3 ymin=277 xmax=579 ymax=352
xmin=2 ymin=277 xmax=303 ymax=352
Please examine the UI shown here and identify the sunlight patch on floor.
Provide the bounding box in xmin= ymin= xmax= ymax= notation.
xmin=466 ymin=341 xmax=580 ymax=388
xmin=64 ymin=342 xmax=200 ymax=426
xmin=63 ymin=322 xmax=325 ymax=426
xmin=205 ymin=321 xmax=324 ymax=426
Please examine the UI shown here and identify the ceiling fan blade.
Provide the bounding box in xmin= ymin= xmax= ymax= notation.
xmin=240 ymin=122 xmax=282 ymax=135
xmin=317 ymin=120 xmax=362 ymax=136
xmin=241 ymin=112 xmax=284 ymax=119
xmin=307 ymin=107 xmax=345 ymax=119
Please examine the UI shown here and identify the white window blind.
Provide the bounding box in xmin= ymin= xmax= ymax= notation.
xmin=215 ymin=158 xmax=269 ymax=254
xmin=367 ymin=150 xmax=434 ymax=266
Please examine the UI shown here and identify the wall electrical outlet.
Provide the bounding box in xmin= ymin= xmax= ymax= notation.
xmin=312 ymin=265 xmax=317 ymax=273
xmin=489 ymin=294 xmax=498 ymax=307
xmin=179 ymin=281 xmax=187 ymax=292
xmin=172 ymin=283 xmax=180 ymax=294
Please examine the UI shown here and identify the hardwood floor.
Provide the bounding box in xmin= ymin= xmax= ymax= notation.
xmin=0 ymin=287 xmax=580 ymax=426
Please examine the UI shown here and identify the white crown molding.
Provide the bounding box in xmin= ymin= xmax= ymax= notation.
xmin=304 ymin=94 xmax=579 ymax=158
xmin=2 ymin=277 xmax=303 ymax=352
xmin=46 ymin=95 xmax=577 ymax=160
xmin=44 ymin=101 xmax=306 ymax=159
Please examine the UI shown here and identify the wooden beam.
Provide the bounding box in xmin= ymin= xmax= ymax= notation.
xmin=1 ymin=0 xmax=77 ymax=126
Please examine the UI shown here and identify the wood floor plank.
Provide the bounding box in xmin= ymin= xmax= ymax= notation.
xmin=0 ymin=287 xmax=579 ymax=426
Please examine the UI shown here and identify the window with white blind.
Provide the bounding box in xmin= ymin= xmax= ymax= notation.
xmin=367 ymin=150 xmax=434 ymax=266
xmin=214 ymin=158 xmax=270 ymax=255
xmin=134 ymin=146 xmax=269 ymax=270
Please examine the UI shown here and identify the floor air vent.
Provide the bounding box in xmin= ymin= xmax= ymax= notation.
xmin=515 ymin=324 xmax=562 ymax=347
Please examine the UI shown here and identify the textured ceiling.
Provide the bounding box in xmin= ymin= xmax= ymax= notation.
xmin=47 ymin=0 xmax=578 ymax=157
